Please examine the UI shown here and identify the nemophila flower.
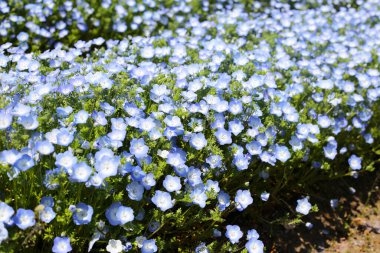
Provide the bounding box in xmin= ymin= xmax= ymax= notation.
xmin=141 ymin=173 xmax=156 ymax=190
xmin=228 ymin=120 xmax=244 ymax=136
xmin=163 ymin=175 xmax=182 ymax=192
xmin=17 ymin=114 xmax=39 ymax=130
xmin=12 ymin=103 xmax=31 ymax=117
xmin=318 ymin=115 xmax=331 ymax=128
xmin=260 ymin=192 xmax=270 ymax=202
xmin=190 ymin=133 xmax=207 ymax=150
xmin=235 ymin=189 xmax=253 ymax=211
xmin=167 ymin=151 xmax=186 ymax=168
xmin=106 ymin=202 xmax=122 ymax=226
xmin=141 ymin=239 xmax=157 ymax=253
xmin=115 ymin=206 xmax=134 ymax=225
xmin=55 ymin=151 xmax=77 ymax=170
xmin=70 ymin=162 xmax=92 ymax=182
xmin=57 ymin=129 xmax=74 ymax=146
xmin=246 ymin=141 xmax=262 ymax=155
xmin=95 ymin=156 xmax=120 ymax=178
xmin=14 ymin=154 xmax=34 ymax=172
xmin=348 ymin=155 xmax=362 ymax=170
xmin=190 ymin=186 xmax=208 ymax=208
xmin=56 ymin=106 xmax=73 ymax=118
xmin=214 ymin=128 xmax=232 ymax=145
xmin=225 ymin=225 xmax=243 ymax=244
xmin=152 ymin=190 xmax=173 ymax=212
xmin=274 ymin=145 xmax=291 ymax=162
xmin=296 ymin=197 xmax=312 ymax=215
xmin=233 ymin=154 xmax=249 ymax=171
xmin=71 ymin=202 xmax=93 ymax=225
xmin=106 ymin=239 xmax=124 ymax=253
xmin=126 ymin=181 xmax=144 ymax=201
xmin=245 ymin=238 xmax=264 ymax=253
xmin=187 ymin=168 xmax=202 ymax=187
xmin=0 ymin=202 xmax=14 ymax=223
xmin=39 ymin=207 xmax=56 ymax=223
xmin=324 ymin=140 xmax=337 ymax=160
xmin=195 ymin=242 xmax=209 ymax=253
xmin=92 ymin=111 xmax=107 ymax=126
xmin=35 ymin=140 xmax=54 ymax=155
xmin=129 ymin=138 xmax=149 ymax=159
xmin=74 ymin=110 xmax=89 ymax=124
xmin=52 ymin=237 xmax=72 ymax=253
xmin=40 ymin=196 xmax=54 ymax=208
xmin=0 ymin=222 xmax=8 ymax=244
xmin=13 ymin=208 xmax=35 ymax=230
xmin=247 ymin=229 xmax=260 ymax=240
xmin=206 ymin=155 xmax=222 ymax=169
xmin=218 ymin=191 xmax=230 ymax=211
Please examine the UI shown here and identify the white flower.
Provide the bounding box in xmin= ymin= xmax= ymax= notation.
xmin=106 ymin=239 xmax=124 ymax=253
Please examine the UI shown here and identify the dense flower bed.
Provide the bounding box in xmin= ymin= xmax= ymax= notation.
xmin=0 ymin=0 xmax=380 ymax=252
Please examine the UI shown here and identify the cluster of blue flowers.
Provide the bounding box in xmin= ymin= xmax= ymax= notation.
xmin=0 ymin=0 xmax=379 ymax=252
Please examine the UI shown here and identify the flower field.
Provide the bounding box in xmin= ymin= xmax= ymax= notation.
xmin=0 ymin=0 xmax=380 ymax=252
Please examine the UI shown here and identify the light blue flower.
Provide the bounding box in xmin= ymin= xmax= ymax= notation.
xmin=152 ymin=190 xmax=173 ymax=211
xmin=126 ymin=181 xmax=144 ymax=201
xmin=190 ymin=133 xmax=207 ymax=150
xmin=163 ymin=175 xmax=182 ymax=192
xmin=348 ymin=154 xmax=362 ymax=170
xmin=235 ymin=190 xmax=253 ymax=211
xmin=52 ymin=237 xmax=72 ymax=253
xmin=72 ymin=202 xmax=93 ymax=225
xmin=115 ymin=206 xmax=134 ymax=225
xmin=14 ymin=154 xmax=34 ymax=172
xmin=141 ymin=239 xmax=157 ymax=253
xmin=13 ymin=208 xmax=36 ymax=230
xmin=39 ymin=207 xmax=56 ymax=223
xmin=129 ymin=138 xmax=149 ymax=159
xmin=214 ymin=128 xmax=232 ymax=145
xmin=0 ymin=202 xmax=14 ymax=223
xmin=225 ymin=225 xmax=243 ymax=244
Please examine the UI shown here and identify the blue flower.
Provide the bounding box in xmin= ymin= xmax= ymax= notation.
xmin=35 ymin=140 xmax=54 ymax=155
xmin=52 ymin=237 xmax=72 ymax=253
xmin=95 ymin=156 xmax=120 ymax=179
xmin=245 ymin=238 xmax=264 ymax=253
xmin=129 ymin=138 xmax=149 ymax=159
xmin=0 ymin=222 xmax=8 ymax=244
xmin=218 ymin=191 xmax=230 ymax=211
xmin=235 ymin=190 xmax=253 ymax=211
xmin=0 ymin=202 xmax=14 ymax=223
xmin=348 ymin=154 xmax=362 ymax=170
xmin=39 ymin=207 xmax=56 ymax=223
xmin=274 ymin=145 xmax=291 ymax=162
xmin=72 ymin=202 xmax=93 ymax=225
xmin=214 ymin=129 xmax=232 ymax=145
xmin=55 ymin=151 xmax=77 ymax=171
xmin=141 ymin=239 xmax=158 ymax=253
xmin=106 ymin=202 xmax=122 ymax=226
xmin=225 ymin=225 xmax=243 ymax=244
xmin=206 ymin=155 xmax=222 ymax=169
xmin=163 ymin=175 xmax=182 ymax=192
xmin=13 ymin=208 xmax=35 ymax=230
xmin=190 ymin=186 xmax=208 ymax=208
xmin=190 ymin=133 xmax=207 ymax=150
xmin=233 ymin=155 xmax=250 ymax=171
xmin=115 ymin=206 xmax=134 ymax=225
xmin=126 ymin=181 xmax=144 ymax=201
xmin=74 ymin=110 xmax=89 ymax=124
xmin=296 ymin=197 xmax=312 ymax=215
xmin=14 ymin=154 xmax=34 ymax=172
xmin=152 ymin=190 xmax=173 ymax=212
xmin=0 ymin=110 xmax=12 ymax=129
xmin=70 ymin=162 xmax=92 ymax=182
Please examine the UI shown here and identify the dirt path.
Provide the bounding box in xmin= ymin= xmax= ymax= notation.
xmin=267 ymin=171 xmax=380 ymax=253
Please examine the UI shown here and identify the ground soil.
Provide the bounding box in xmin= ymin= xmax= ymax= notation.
xmin=267 ymin=171 xmax=380 ymax=253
